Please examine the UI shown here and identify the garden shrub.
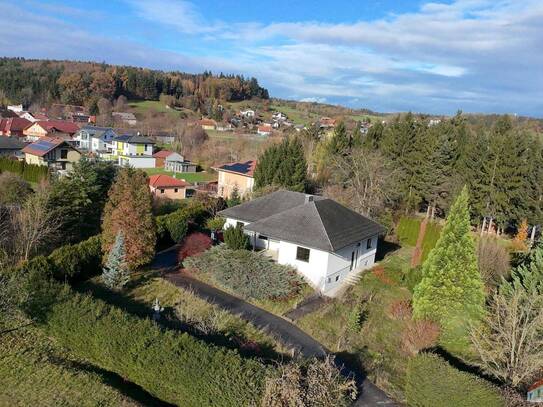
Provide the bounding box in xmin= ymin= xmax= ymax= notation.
xmin=166 ymin=211 xmax=189 ymax=243
xmin=405 ymin=353 xmax=504 ymax=407
xmin=48 ymin=235 xmax=102 ymax=282
xmin=206 ymin=216 xmax=226 ymax=231
xmin=37 ymin=284 xmax=268 ymax=407
xmin=185 ymin=246 xmax=304 ymax=300
xmin=156 ymin=202 xmax=210 ymax=244
xmin=223 ymin=224 xmax=250 ymax=250
xmin=178 ymin=232 xmax=212 ymax=261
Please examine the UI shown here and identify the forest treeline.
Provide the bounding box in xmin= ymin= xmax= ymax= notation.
xmin=0 ymin=58 xmax=268 ymax=110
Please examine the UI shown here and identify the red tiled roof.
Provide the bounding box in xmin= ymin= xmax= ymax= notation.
xmin=153 ymin=150 xmax=174 ymax=159
xmin=148 ymin=174 xmax=190 ymax=188
xmin=198 ymin=118 xmax=217 ymax=127
xmin=529 ymin=379 xmax=543 ymax=392
xmin=22 ymin=137 xmax=69 ymax=157
xmin=258 ymin=124 xmax=272 ymax=132
xmin=32 ymin=120 xmax=80 ymax=134
xmin=0 ymin=117 xmax=32 ymax=133
xmin=215 ymin=160 xmax=256 ymax=177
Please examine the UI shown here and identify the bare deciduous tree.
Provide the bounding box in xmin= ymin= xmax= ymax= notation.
xmin=477 ymin=237 xmax=511 ymax=290
xmin=470 ymin=288 xmax=543 ymax=388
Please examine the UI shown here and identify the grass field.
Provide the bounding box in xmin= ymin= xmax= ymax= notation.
xmin=143 ymin=168 xmax=217 ymax=182
xmin=0 ymin=327 xmax=138 ymax=407
xmin=128 ymin=100 xmax=193 ymax=119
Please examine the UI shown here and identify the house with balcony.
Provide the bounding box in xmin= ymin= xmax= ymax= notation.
xmin=213 ymin=160 xmax=255 ymax=198
xmin=219 ymin=190 xmax=384 ymax=295
xmin=73 ymin=126 xmax=117 ymax=158
xmin=22 ymin=137 xmax=81 ymax=171
xmin=111 ymin=134 xmax=155 ymax=168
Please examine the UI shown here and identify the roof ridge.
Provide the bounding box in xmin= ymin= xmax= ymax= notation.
xmin=312 ymin=199 xmax=334 ymax=251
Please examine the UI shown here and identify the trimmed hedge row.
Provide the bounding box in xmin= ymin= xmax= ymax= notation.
xmin=397 ymin=217 xmax=442 ymax=263
xmin=0 ymin=157 xmax=49 ymax=183
xmin=40 ymin=286 xmax=268 ymax=406
xmin=405 ymin=353 xmax=504 ymax=407
xmin=156 ymin=202 xmax=209 ymax=244
xmin=20 ymin=235 xmax=102 ymax=283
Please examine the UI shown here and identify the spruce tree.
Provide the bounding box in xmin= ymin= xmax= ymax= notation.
xmin=102 ymin=231 xmax=130 ymax=289
xmin=328 ymin=121 xmax=350 ymax=154
xmin=413 ymin=187 xmax=485 ymax=345
xmin=227 ymin=185 xmax=241 ymax=207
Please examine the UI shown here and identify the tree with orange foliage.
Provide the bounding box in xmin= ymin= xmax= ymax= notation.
xmin=513 ymin=219 xmax=528 ymax=251
xmin=101 ymin=168 xmax=156 ymax=270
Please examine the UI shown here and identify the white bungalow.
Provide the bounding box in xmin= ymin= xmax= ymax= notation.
xmin=219 ymin=190 xmax=384 ymax=295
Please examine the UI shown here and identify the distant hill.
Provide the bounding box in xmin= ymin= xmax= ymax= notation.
xmin=0 ymin=57 xmax=269 ymax=112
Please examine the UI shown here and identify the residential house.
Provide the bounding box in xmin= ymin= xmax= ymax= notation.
xmin=0 ymin=137 xmax=27 ymax=158
xmin=74 ymin=126 xmax=117 ymax=156
xmin=527 ymin=379 xmax=543 ymax=403
xmin=111 ymin=134 xmax=155 ymax=168
xmin=220 ymin=190 xmax=384 ymax=295
xmin=23 ymin=120 xmax=80 ymax=142
xmin=7 ymin=104 xmax=24 ymax=114
xmin=16 ymin=111 xmax=40 ymax=122
xmin=0 ymin=117 xmax=32 ymax=137
xmin=164 ymin=152 xmax=197 ymax=173
xmin=214 ymin=160 xmax=256 ymax=198
xmin=148 ymin=174 xmax=191 ymax=200
xmin=216 ymin=122 xmax=233 ymax=132
xmin=22 ymin=137 xmax=81 ymax=171
xmin=240 ymin=109 xmax=255 ymax=118
xmin=198 ymin=118 xmax=217 ymax=130
xmin=272 ymin=112 xmax=288 ymax=121
xmin=112 ymin=112 xmax=137 ymax=126
xmin=319 ymin=117 xmax=337 ymax=129
xmin=153 ymin=150 xmax=174 ymax=168
xmin=257 ymin=124 xmax=272 ymax=136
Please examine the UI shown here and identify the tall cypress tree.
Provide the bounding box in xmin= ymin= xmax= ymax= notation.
xmin=413 ymin=186 xmax=485 ymax=345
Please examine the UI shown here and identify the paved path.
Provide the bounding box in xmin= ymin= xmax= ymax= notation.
xmin=152 ymin=245 xmax=397 ymax=406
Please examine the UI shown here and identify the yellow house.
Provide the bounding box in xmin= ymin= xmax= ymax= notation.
xmin=22 ymin=137 xmax=81 ymax=171
xmin=213 ymin=160 xmax=256 ymax=198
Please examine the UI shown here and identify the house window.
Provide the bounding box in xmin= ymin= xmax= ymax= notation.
xmin=296 ymin=247 xmax=310 ymax=262
xmin=366 ymin=238 xmax=373 ymax=250
xmin=335 ymin=275 xmax=340 ymax=282
xmin=174 ymin=188 xmax=178 ymax=193
xmin=258 ymin=235 xmax=268 ymax=240
xmin=160 ymin=189 xmax=165 ymax=194
xmin=60 ymin=149 xmax=68 ymax=159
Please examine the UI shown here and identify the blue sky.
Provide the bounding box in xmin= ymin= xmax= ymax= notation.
xmin=0 ymin=0 xmax=542 ymax=116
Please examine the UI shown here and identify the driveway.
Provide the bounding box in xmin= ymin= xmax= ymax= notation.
xmin=152 ymin=245 xmax=398 ymax=406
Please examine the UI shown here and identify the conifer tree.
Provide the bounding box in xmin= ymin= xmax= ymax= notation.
xmin=413 ymin=187 xmax=485 ymax=344
xmin=227 ymin=185 xmax=241 ymax=207
xmin=328 ymin=121 xmax=350 ymax=154
xmin=102 ymin=231 xmax=129 ymax=289
xmin=102 ymin=168 xmax=156 ymax=269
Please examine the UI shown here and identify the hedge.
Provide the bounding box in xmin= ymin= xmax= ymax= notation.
xmin=156 ymin=202 xmax=209 ymax=244
xmin=39 ymin=286 xmax=268 ymax=406
xmin=20 ymin=235 xmax=102 ymax=283
xmin=0 ymin=157 xmax=49 ymax=183
xmin=405 ymin=353 xmax=504 ymax=407
xmin=397 ymin=217 xmax=442 ymax=263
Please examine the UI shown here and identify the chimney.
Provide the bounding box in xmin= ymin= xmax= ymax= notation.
xmin=305 ymin=195 xmax=314 ymax=203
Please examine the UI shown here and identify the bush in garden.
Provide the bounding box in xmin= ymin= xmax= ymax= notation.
xmin=178 ymin=232 xmax=212 ymax=261
xmin=206 ymin=216 xmax=226 ymax=231
xmin=156 ymin=202 xmax=210 ymax=244
xmin=48 ymin=235 xmax=102 ymax=282
xmin=405 ymin=353 xmax=504 ymax=407
xmin=166 ymin=211 xmax=189 ymax=243
xmin=184 ymin=246 xmax=304 ymax=300
xmin=400 ymin=320 xmax=439 ymax=356
xmin=223 ymin=225 xmax=250 ymax=250
xmin=388 ymin=299 xmax=412 ymax=321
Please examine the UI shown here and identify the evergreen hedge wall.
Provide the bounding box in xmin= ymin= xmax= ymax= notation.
xmin=397 ymin=217 xmax=442 ymax=263
xmin=156 ymin=202 xmax=209 ymax=244
xmin=405 ymin=353 xmax=504 ymax=407
xmin=0 ymin=157 xmax=49 ymax=183
xmin=39 ymin=286 xmax=268 ymax=406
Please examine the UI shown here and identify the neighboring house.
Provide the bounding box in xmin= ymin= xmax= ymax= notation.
xmin=148 ymin=174 xmax=191 ymax=200
xmin=272 ymin=112 xmax=287 ymax=121
xmin=0 ymin=117 xmax=32 ymax=137
xmin=16 ymin=111 xmax=39 ymax=122
xmin=112 ymin=112 xmax=137 ymax=126
xmin=319 ymin=117 xmax=337 ymax=128
xmin=74 ymin=126 xmax=117 ymax=155
xmin=23 ymin=120 xmax=80 ymax=141
xmin=528 ymin=380 xmax=543 ymax=403
xmin=257 ymin=124 xmax=272 ymax=136
xmin=153 ymin=150 xmax=174 ymax=168
xmin=214 ymin=160 xmax=256 ymax=198
xmin=216 ymin=122 xmax=233 ymax=132
xmin=22 ymin=137 xmax=81 ymax=171
xmin=111 ymin=134 xmax=155 ymax=168
xmin=220 ymin=190 xmax=384 ymax=295
xmin=7 ymin=104 xmax=24 ymax=113
xmin=198 ymin=118 xmax=217 ymax=130
xmin=240 ymin=109 xmax=255 ymax=118
xmin=164 ymin=152 xmax=197 ymax=173
xmin=0 ymin=137 xmax=27 ymax=158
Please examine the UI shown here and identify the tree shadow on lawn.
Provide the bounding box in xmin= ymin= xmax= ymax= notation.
xmin=75 ymin=277 xmax=286 ymax=364
xmin=333 ymin=349 xmax=372 ymax=398
xmin=46 ymin=355 xmax=175 ymax=407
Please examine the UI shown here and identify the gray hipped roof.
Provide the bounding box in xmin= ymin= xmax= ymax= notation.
xmin=220 ymin=190 xmax=385 ymax=252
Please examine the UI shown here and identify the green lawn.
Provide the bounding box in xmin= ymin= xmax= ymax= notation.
xmin=0 ymin=327 xmax=138 ymax=407
xmin=128 ymin=100 xmax=191 ymax=119
xmin=144 ymin=168 xmax=217 ymax=183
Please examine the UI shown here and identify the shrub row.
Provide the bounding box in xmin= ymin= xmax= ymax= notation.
xmin=37 ymin=284 xmax=268 ymax=406
xmin=156 ymin=202 xmax=209 ymax=244
xmin=20 ymin=235 xmax=102 ymax=283
xmin=405 ymin=353 xmax=504 ymax=407
xmin=397 ymin=217 xmax=442 ymax=263
xmin=0 ymin=157 xmax=49 ymax=183
xmin=185 ymin=246 xmax=304 ymax=300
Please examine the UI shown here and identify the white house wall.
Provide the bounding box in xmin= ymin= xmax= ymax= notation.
xmin=276 ymin=241 xmax=329 ymax=290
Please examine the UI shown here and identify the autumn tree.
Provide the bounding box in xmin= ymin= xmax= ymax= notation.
xmin=413 ymin=187 xmax=485 ymax=346
xmin=101 ymin=168 xmax=156 ymax=269
xmin=513 ymin=219 xmax=528 ymax=250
